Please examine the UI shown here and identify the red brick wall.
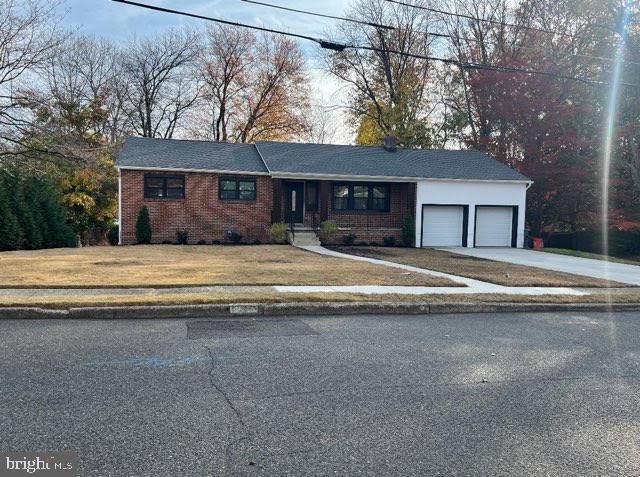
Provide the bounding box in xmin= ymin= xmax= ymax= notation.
xmin=273 ymin=180 xmax=416 ymax=245
xmin=325 ymin=182 xmax=415 ymax=245
xmin=119 ymin=169 xmax=273 ymax=245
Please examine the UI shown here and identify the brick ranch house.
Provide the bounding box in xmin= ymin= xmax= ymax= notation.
xmin=116 ymin=137 xmax=532 ymax=247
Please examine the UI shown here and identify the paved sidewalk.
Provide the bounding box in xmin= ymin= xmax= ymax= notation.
xmin=0 ymin=283 xmax=588 ymax=297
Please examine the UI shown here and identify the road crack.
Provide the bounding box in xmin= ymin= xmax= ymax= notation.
xmin=204 ymin=345 xmax=251 ymax=475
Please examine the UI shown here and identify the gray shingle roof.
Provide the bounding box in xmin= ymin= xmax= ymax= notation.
xmin=116 ymin=137 xmax=268 ymax=174
xmin=255 ymin=141 xmax=529 ymax=181
xmin=116 ymin=136 xmax=530 ymax=182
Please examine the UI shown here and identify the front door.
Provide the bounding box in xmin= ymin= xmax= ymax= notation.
xmin=285 ymin=182 xmax=304 ymax=224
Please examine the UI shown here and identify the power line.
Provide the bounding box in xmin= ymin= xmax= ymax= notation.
xmin=111 ymin=0 xmax=640 ymax=88
xmin=427 ymin=29 xmax=640 ymax=68
xmin=111 ymin=0 xmax=320 ymax=43
xmin=384 ymin=0 xmax=615 ymax=40
xmin=238 ymin=0 xmax=640 ymax=68
xmin=356 ymin=44 xmax=627 ymax=86
xmin=240 ymin=0 xmax=394 ymax=31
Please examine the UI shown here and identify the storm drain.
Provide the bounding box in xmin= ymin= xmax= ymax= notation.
xmin=187 ymin=318 xmax=319 ymax=340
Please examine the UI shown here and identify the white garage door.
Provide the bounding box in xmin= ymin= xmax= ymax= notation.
xmin=422 ymin=206 xmax=464 ymax=247
xmin=475 ymin=207 xmax=513 ymax=247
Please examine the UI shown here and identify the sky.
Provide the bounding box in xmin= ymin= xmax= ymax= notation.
xmin=57 ymin=0 xmax=356 ymax=142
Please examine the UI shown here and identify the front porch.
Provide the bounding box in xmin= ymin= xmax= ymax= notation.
xmin=271 ymin=179 xmax=416 ymax=245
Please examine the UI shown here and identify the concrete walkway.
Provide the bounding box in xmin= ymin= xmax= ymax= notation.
xmin=442 ymin=247 xmax=640 ymax=286
xmin=296 ymin=246 xmax=587 ymax=296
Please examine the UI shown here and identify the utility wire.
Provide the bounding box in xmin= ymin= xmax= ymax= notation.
xmin=240 ymin=0 xmax=394 ymax=31
xmin=111 ymin=0 xmax=320 ymax=43
xmin=428 ymin=29 xmax=640 ymax=68
xmin=239 ymin=0 xmax=639 ymax=68
xmin=111 ymin=0 xmax=640 ymax=88
xmin=384 ymin=0 xmax=615 ymax=39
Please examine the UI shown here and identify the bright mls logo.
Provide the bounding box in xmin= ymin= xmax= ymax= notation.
xmin=0 ymin=453 xmax=79 ymax=477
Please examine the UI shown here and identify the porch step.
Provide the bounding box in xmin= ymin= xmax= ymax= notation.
xmin=289 ymin=230 xmax=321 ymax=247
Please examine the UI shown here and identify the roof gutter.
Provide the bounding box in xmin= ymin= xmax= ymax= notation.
xmin=116 ymin=165 xmax=270 ymax=176
xmin=270 ymin=172 xmax=532 ymax=184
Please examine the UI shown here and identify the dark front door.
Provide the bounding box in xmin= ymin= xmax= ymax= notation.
xmin=285 ymin=182 xmax=304 ymax=224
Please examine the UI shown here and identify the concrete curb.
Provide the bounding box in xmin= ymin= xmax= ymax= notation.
xmin=0 ymin=302 xmax=639 ymax=319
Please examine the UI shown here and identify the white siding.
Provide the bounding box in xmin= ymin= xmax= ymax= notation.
xmin=415 ymin=180 xmax=528 ymax=248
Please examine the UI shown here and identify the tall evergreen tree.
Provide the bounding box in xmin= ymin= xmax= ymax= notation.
xmin=11 ymin=176 xmax=42 ymax=249
xmin=36 ymin=178 xmax=75 ymax=248
xmin=0 ymin=172 xmax=23 ymax=251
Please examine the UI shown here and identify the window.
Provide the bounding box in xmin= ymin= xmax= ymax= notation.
xmin=371 ymin=185 xmax=389 ymax=211
xmin=332 ymin=185 xmax=349 ymax=210
xmin=331 ymin=183 xmax=390 ymax=212
xmin=144 ymin=174 xmax=185 ymax=199
xmin=353 ymin=185 xmax=369 ymax=210
xmin=219 ymin=177 xmax=256 ymax=201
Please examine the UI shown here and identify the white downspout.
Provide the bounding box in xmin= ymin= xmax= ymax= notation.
xmin=118 ymin=169 xmax=122 ymax=246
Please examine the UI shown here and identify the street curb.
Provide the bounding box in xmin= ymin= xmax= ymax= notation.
xmin=0 ymin=302 xmax=639 ymax=319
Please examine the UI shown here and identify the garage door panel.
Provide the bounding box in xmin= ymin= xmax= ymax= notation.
xmin=475 ymin=207 xmax=513 ymax=247
xmin=422 ymin=206 xmax=464 ymax=247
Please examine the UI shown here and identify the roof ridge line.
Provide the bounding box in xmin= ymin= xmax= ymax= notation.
xmin=256 ymin=139 xmax=479 ymax=154
xmin=253 ymin=143 xmax=271 ymax=175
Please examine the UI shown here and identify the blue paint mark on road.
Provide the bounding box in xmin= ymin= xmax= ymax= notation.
xmin=86 ymin=355 xmax=211 ymax=368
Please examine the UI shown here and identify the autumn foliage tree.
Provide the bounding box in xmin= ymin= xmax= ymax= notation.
xmin=196 ymin=25 xmax=309 ymax=143
xmin=325 ymin=0 xmax=437 ymax=148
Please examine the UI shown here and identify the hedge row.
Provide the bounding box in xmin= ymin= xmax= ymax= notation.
xmin=543 ymin=230 xmax=640 ymax=256
xmin=0 ymin=170 xmax=76 ymax=251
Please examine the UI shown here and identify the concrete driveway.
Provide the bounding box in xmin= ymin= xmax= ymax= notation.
xmin=2 ymin=312 xmax=639 ymax=476
xmin=443 ymin=248 xmax=640 ymax=286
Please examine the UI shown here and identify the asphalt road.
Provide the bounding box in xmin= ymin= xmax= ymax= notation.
xmin=1 ymin=312 xmax=639 ymax=476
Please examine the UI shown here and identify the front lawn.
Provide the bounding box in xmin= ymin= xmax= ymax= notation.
xmin=332 ymin=246 xmax=629 ymax=288
xmin=540 ymin=248 xmax=640 ymax=266
xmin=0 ymin=245 xmax=456 ymax=288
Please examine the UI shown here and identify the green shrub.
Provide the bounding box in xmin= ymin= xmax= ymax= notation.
xmin=176 ymin=229 xmax=189 ymax=245
xmin=227 ymin=230 xmax=242 ymax=244
xmin=197 ymin=240 xmax=207 ymax=245
xmin=135 ymin=206 xmax=152 ymax=244
xmin=343 ymin=234 xmax=356 ymax=246
xmin=107 ymin=225 xmax=119 ymax=246
xmin=401 ymin=215 xmax=415 ymax=247
xmin=383 ymin=236 xmax=396 ymax=247
xmin=269 ymin=222 xmax=288 ymax=243
xmin=319 ymin=220 xmax=338 ymax=244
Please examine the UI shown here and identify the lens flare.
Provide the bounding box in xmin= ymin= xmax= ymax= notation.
xmin=602 ymin=3 xmax=631 ymax=275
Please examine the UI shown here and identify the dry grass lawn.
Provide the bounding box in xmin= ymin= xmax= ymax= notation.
xmin=0 ymin=245 xmax=458 ymax=288
xmin=0 ymin=291 xmax=638 ymax=309
xmin=332 ymin=246 xmax=629 ymax=288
